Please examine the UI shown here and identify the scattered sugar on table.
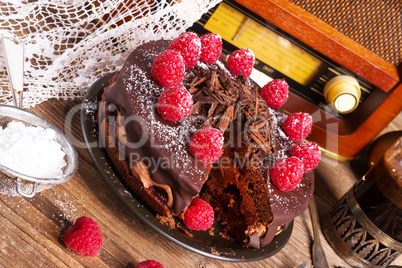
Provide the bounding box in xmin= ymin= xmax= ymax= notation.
xmin=0 ymin=121 xmax=66 ymax=178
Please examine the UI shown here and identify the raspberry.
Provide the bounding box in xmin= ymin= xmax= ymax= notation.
xmin=189 ymin=128 xmax=223 ymax=163
xmin=151 ymin=49 xmax=185 ymax=87
xmin=168 ymin=32 xmax=201 ymax=69
xmin=157 ymin=86 xmax=193 ymax=122
xmin=183 ymin=198 xmax=214 ymax=230
xmin=200 ymin=33 xmax=222 ymax=64
xmin=260 ymin=79 xmax=289 ymax=108
xmin=226 ymin=48 xmax=255 ymax=78
xmin=269 ymin=157 xmax=304 ymax=191
xmin=136 ymin=260 xmax=165 ymax=268
xmin=282 ymin=112 xmax=312 ymax=142
xmin=290 ymin=141 xmax=321 ymax=172
xmin=63 ymin=216 xmax=102 ymax=257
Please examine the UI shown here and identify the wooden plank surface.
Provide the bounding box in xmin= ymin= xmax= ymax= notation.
xmin=0 ymin=98 xmax=400 ymax=267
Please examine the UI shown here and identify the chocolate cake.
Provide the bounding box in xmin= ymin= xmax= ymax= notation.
xmin=98 ymin=38 xmax=314 ymax=248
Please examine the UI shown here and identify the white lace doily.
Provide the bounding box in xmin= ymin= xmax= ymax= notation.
xmin=0 ymin=0 xmax=221 ymax=107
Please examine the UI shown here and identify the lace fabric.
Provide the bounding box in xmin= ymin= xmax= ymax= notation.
xmin=0 ymin=0 xmax=221 ymax=107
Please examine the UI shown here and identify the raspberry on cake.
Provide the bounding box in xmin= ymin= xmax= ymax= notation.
xmin=189 ymin=128 xmax=223 ymax=164
xmin=290 ymin=141 xmax=321 ymax=172
xmin=63 ymin=216 xmax=102 ymax=257
xmin=183 ymin=198 xmax=214 ymax=230
xmin=260 ymin=79 xmax=289 ymax=108
xmin=200 ymin=33 xmax=222 ymax=64
xmin=269 ymin=157 xmax=304 ymax=191
xmin=282 ymin=112 xmax=313 ymax=142
xmin=168 ymin=32 xmax=201 ymax=69
xmin=226 ymin=48 xmax=255 ymax=78
xmin=157 ymin=86 xmax=193 ymax=122
xmin=151 ymin=49 xmax=185 ymax=87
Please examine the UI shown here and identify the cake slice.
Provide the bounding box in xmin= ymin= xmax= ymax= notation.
xmin=183 ymin=60 xmax=314 ymax=248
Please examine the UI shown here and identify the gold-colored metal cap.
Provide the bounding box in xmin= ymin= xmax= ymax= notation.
xmin=324 ymin=75 xmax=360 ymax=114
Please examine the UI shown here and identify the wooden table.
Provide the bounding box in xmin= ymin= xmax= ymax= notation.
xmin=0 ymin=98 xmax=401 ymax=268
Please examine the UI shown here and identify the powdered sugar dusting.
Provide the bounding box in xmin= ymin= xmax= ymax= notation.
xmin=120 ymin=48 xmax=206 ymax=183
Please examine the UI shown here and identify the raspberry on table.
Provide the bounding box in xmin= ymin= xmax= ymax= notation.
xmin=269 ymin=157 xmax=304 ymax=191
xmin=260 ymin=79 xmax=289 ymax=108
xmin=157 ymin=86 xmax=193 ymax=122
xmin=183 ymin=198 xmax=214 ymax=230
xmin=189 ymin=128 xmax=223 ymax=163
xmin=282 ymin=112 xmax=312 ymax=142
xmin=290 ymin=141 xmax=321 ymax=172
xmin=200 ymin=33 xmax=222 ymax=64
xmin=151 ymin=49 xmax=185 ymax=87
xmin=136 ymin=260 xmax=165 ymax=268
xmin=168 ymin=32 xmax=201 ymax=69
xmin=63 ymin=216 xmax=102 ymax=257
xmin=226 ymin=48 xmax=255 ymax=78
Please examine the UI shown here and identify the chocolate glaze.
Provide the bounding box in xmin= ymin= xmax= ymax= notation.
xmin=104 ymin=40 xmax=210 ymax=214
xmin=261 ymin=109 xmax=315 ymax=247
xmin=263 ymin=171 xmax=314 ymax=246
xmin=103 ymin=40 xmax=314 ymax=247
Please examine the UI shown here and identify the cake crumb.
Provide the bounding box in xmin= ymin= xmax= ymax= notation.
xmin=219 ymin=231 xmax=234 ymax=242
xmin=208 ymin=226 xmax=215 ymax=236
xmin=156 ymin=214 xmax=176 ymax=229
xmin=176 ymin=224 xmax=194 ymax=238
xmin=210 ymin=246 xmax=220 ymax=256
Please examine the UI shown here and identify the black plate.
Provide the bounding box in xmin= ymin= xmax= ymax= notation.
xmin=80 ymin=73 xmax=293 ymax=262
